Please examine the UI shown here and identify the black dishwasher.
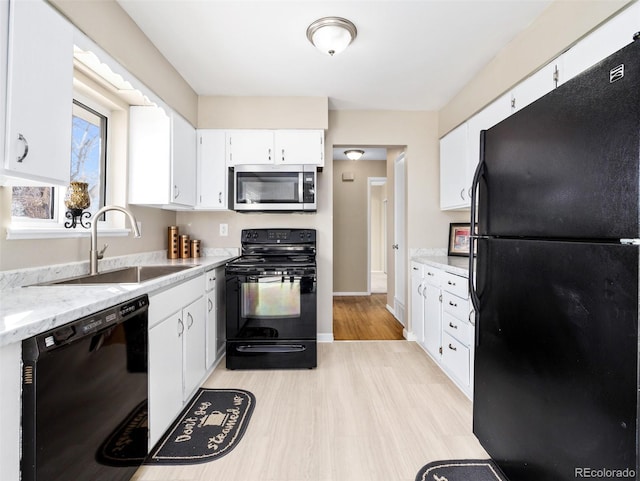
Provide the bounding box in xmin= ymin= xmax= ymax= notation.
xmin=21 ymin=295 xmax=149 ymax=481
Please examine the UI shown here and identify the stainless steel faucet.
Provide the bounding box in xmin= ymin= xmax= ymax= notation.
xmin=90 ymin=205 xmax=142 ymax=275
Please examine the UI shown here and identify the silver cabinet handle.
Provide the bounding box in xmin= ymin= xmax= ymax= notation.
xmin=17 ymin=133 xmax=29 ymax=162
xmin=218 ymin=192 xmax=222 ymax=204
xmin=281 ymin=149 xmax=285 ymax=162
xmin=174 ymin=185 xmax=180 ymax=199
xmin=187 ymin=312 xmax=194 ymax=329
xmin=417 ymin=283 xmax=423 ymax=296
xmin=448 ymin=343 xmax=457 ymax=351
xmin=460 ymin=188 xmax=465 ymax=200
xmin=208 ymin=298 xmax=213 ymax=312
xmin=448 ymin=280 xmax=456 ymax=286
xmin=427 ymin=272 xmax=434 ymax=277
xmin=468 ymin=187 xmax=472 ymax=198
xmin=177 ymin=318 xmax=184 ymax=337
xmin=448 ymin=322 xmax=458 ymax=329
xmin=449 ymin=301 xmax=457 ymax=307
xmin=268 ymin=148 xmax=272 ymax=161
xmin=392 ymin=244 xmax=399 ymax=249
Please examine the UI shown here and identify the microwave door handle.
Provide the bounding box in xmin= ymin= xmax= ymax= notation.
xmin=299 ymin=172 xmax=304 ymax=203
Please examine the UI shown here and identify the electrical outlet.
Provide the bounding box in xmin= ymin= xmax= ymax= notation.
xmin=220 ymin=223 xmax=228 ymax=236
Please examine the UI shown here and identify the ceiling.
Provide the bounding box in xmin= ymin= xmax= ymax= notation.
xmin=116 ymin=0 xmax=553 ymax=111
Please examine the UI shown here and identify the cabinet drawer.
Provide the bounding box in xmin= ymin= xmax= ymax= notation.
xmin=443 ymin=311 xmax=472 ymax=347
xmin=442 ymin=291 xmax=470 ymax=321
xmin=442 ymin=271 xmax=468 ymax=299
xmin=442 ymin=332 xmax=470 ymax=387
xmin=205 ymin=268 xmax=218 ymax=291
xmin=423 ymin=265 xmax=442 ymax=286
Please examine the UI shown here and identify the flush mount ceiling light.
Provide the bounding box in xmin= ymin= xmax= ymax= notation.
xmin=344 ymin=149 xmax=365 ymax=161
xmin=307 ymin=17 xmax=357 ymax=56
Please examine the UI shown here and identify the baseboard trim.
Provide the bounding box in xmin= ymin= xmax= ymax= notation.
xmin=404 ymin=329 xmax=416 ymax=341
xmin=317 ymin=333 xmax=334 ymax=343
xmin=333 ymin=292 xmax=369 ymax=296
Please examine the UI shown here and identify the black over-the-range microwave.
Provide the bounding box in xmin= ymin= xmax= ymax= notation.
xmin=231 ymin=164 xmax=317 ymax=212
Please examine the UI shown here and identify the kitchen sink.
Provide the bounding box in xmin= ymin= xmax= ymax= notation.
xmin=38 ymin=265 xmax=198 ymax=286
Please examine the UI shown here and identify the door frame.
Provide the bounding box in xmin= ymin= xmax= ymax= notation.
xmin=367 ymin=176 xmax=387 ymax=294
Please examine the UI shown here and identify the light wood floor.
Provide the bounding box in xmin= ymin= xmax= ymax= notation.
xmin=333 ymin=295 xmax=404 ymax=340
xmin=132 ymin=341 xmax=487 ymax=481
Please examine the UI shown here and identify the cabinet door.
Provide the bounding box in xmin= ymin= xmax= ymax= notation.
xmin=560 ymin=2 xmax=640 ymax=85
xmin=410 ymin=263 xmax=425 ymax=345
xmin=197 ymin=130 xmax=228 ymax=209
xmin=128 ymin=106 xmax=171 ymax=205
xmin=511 ymin=61 xmax=558 ymax=113
xmin=226 ymin=130 xmax=274 ymax=165
xmin=183 ymin=295 xmax=206 ymax=400
xmin=440 ymin=123 xmax=469 ymax=210
xmin=275 ymin=130 xmax=324 ymax=166
xmin=205 ymin=288 xmax=217 ymax=369
xmin=4 ymin=0 xmax=73 ymax=185
xmin=215 ymin=266 xmax=226 ymax=358
xmin=148 ymin=311 xmax=184 ymax=449
xmin=467 ymin=93 xmax=511 ymax=189
xmin=171 ymin=113 xmax=196 ymax=206
xmin=423 ymin=283 xmax=442 ymax=359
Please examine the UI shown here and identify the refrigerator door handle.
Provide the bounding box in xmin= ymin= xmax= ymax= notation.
xmin=469 ymin=130 xmax=486 ymax=334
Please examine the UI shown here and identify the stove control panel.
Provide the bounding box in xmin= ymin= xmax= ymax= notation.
xmin=241 ymin=229 xmax=316 ymax=244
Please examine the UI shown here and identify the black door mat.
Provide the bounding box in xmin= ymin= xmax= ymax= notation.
xmin=146 ymin=388 xmax=256 ymax=465
xmin=416 ymin=459 xmax=508 ymax=481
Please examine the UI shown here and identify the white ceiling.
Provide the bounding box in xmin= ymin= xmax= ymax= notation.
xmin=116 ymin=0 xmax=553 ymax=111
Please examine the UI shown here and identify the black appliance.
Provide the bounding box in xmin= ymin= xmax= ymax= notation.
xmin=232 ymin=164 xmax=317 ymax=212
xmin=469 ymin=39 xmax=640 ymax=480
xmin=21 ymin=295 xmax=149 ymax=481
xmin=225 ymin=228 xmax=317 ymax=369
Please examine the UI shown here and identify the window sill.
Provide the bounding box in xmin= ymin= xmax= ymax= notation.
xmin=6 ymin=225 xmax=133 ymax=240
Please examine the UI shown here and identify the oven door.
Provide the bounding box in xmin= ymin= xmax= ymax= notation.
xmin=233 ymin=165 xmax=316 ymax=211
xmin=225 ymin=271 xmax=317 ymax=369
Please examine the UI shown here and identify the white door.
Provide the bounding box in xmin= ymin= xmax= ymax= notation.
xmin=393 ymin=153 xmax=406 ymax=326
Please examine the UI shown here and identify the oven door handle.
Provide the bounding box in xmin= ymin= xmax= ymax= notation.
xmin=236 ymin=344 xmax=306 ymax=353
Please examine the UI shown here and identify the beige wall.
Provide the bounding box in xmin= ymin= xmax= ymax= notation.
xmin=440 ymin=0 xmax=631 ymax=136
xmin=333 ymin=159 xmax=387 ymax=293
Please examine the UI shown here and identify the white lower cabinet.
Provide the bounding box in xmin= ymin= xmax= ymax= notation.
xmin=205 ymin=266 xmax=226 ymax=369
xmin=412 ymin=261 xmax=474 ymax=398
xmin=148 ymin=275 xmax=207 ymax=448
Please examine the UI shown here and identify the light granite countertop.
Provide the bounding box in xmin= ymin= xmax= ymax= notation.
xmin=411 ymin=255 xmax=471 ymax=277
xmin=0 ymin=249 xmax=238 ymax=347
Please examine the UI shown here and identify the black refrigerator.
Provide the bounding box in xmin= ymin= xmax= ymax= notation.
xmin=469 ymin=39 xmax=640 ymax=480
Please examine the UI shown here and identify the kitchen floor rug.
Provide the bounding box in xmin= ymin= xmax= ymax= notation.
xmin=415 ymin=459 xmax=508 ymax=481
xmin=146 ymin=388 xmax=256 ymax=465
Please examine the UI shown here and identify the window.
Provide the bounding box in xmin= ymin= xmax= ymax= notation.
xmin=11 ymin=99 xmax=108 ymax=224
xmin=71 ymin=100 xmax=107 ymax=218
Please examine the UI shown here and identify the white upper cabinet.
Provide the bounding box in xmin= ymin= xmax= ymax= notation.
xmin=510 ymin=60 xmax=560 ymax=114
xmin=440 ymin=123 xmax=469 ymax=210
xmin=171 ymin=113 xmax=197 ymax=206
xmin=226 ymin=130 xmax=274 ymax=165
xmin=226 ymin=129 xmax=325 ymax=166
xmin=197 ymin=130 xmax=228 ymax=210
xmin=129 ymin=106 xmax=197 ymax=209
xmin=3 ymin=0 xmax=73 ymax=185
xmin=275 ymin=129 xmax=324 ymax=166
xmin=560 ymin=2 xmax=640 ymax=85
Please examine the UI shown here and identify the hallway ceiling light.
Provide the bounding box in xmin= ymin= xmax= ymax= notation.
xmin=306 ymin=17 xmax=357 ymax=56
xmin=344 ymin=149 xmax=365 ymax=161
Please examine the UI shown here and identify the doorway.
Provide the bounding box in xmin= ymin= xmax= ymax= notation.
xmin=332 ymin=146 xmax=406 ymax=340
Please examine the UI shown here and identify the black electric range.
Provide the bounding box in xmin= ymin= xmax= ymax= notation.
xmin=225 ymin=229 xmax=317 ymax=369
